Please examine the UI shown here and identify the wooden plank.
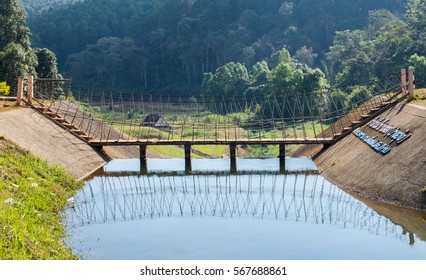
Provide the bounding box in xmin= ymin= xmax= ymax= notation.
xmin=70 ymin=129 xmax=84 ymax=135
xmin=45 ymin=112 xmax=57 ymax=117
xmin=63 ymin=123 xmax=75 ymax=129
xmin=53 ymin=117 xmax=66 ymax=123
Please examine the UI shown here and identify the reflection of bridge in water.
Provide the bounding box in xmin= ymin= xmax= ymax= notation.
xmin=67 ymin=173 xmax=408 ymax=243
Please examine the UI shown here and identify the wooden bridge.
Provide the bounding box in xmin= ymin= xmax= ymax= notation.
xmin=7 ymin=71 xmax=412 ymax=171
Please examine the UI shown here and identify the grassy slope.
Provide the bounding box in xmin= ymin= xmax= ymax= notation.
xmin=0 ymin=137 xmax=82 ymax=260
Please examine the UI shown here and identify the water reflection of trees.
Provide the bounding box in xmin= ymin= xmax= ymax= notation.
xmin=67 ymin=174 xmax=405 ymax=241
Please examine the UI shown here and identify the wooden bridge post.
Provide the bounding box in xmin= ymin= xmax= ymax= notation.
xmin=230 ymin=143 xmax=237 ymax=173
xmin=27 ymin=75 xmax=34 ymax=104
xmin=184 ymin=144 xmax=192 ymax=174
xmin=139 ymin=145 xmax=148 ymax=174
xmin=279 ymin=143 xmax=286 ymax=174
xmin=408 ymin=68 xmax=415 ymax=100
xmin=16 ymin=76 xmax=23 ymax=105
xmin=401 ymin=69 xmax=407 ymax=96
xmin=139 ymin=145 xmax=147 ymax=160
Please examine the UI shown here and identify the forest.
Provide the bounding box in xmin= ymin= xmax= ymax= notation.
xmin=19 ymin=0 xmax=82 ymax=15
xmin=2 ymin=0 xmax=426 ymax=98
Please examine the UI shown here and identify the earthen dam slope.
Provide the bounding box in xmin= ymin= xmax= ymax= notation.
xmin=315 ymin=102 xmax=426 ymax=211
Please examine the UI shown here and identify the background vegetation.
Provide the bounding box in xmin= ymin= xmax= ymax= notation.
xmin=0 ymin=0 xmax=61 ymax=90
xmin=24 ymin=0 xmax=413 ymax=95
xmin=4 ymin=0 xmax=426 ymax=99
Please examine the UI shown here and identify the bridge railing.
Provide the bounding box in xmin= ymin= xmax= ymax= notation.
xmin=29 ymin=73 xmax=403 ymax=144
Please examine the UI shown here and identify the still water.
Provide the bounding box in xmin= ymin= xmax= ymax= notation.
xmin=65 ymin=158 xmax=426 ymax=260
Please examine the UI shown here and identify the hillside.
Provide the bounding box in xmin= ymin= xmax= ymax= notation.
xmin=26 ymin=0 xmax=406 ymax=92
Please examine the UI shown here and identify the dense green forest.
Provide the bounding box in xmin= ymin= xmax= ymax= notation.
xmin=3 ymin=0 xmax=426 ymax=98
xmin=19 ymin=0 xmax=82 ymax=15
xmin=25 ymin=0 xmax=414 ymax=94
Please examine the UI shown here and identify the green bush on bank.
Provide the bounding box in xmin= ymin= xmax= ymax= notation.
xmin=0 ymin=139 xmax=82 ymax=259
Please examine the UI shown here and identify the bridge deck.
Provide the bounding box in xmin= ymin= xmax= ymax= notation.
xmin=89 ymin=138 xmax=334 ymax=146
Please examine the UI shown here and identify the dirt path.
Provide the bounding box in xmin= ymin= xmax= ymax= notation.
xmin=0 ymin=107 xmax=108 ymax=179
xmin=314 ymin=102 xmax=426 ymax=210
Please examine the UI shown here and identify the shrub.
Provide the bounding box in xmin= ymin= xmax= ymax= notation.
xmin=0 ymin=82 xmax=10 ymax=96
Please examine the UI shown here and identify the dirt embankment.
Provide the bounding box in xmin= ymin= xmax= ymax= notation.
xmin=314 ymin=102 xmax=426 ymax=211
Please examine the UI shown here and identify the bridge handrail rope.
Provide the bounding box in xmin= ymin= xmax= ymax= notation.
xmin=26 ymin=73 xmax=404 ymax=147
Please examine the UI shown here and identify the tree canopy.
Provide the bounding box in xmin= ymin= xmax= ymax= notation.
xmin=25 ymin=0 xmax=407 ymax=93
xmin=0 ymin=0 xmax=37 ymax=84
xmin=0 ymin=0 xmax=61 ymax=86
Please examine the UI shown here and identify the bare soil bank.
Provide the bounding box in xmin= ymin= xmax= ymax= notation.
xmin=314 ymin=102 xmax=426 ymax=211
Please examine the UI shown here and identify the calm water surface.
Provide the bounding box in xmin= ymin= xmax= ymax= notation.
xmin=65 ymin=158 xmax=426 ymax=260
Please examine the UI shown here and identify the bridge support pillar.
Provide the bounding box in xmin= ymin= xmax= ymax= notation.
xmin=401 ymin=69 xmax=407 ymax=96
xmin=16 ymin=76 xmax=23 ymax=105
xmin=230 ymin=143 xmax=237 ymax=174
xmin=279 ymin=144 xmax=286 ymax=174
xmin=139 ymin=145 xmax=148 ymax=174
xmin=408 ymin=68 xmax=415 ymax=100
xmin=139 ymin=145 xmax=147 ymax=160
xmin=27 ymin=75 xmax=34 ymax=104
xmin=184 ymin=144 xmax=192 ymax=174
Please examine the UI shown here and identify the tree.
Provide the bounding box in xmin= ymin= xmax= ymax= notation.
xmin=251 ymin=60 xmax=270 ymax=85
xmin=268 ymin=62 xmax=303 ymax=94
xmin=409 ymin=54 xmax=426 ymax=88
xmin=295 ymin=46 xmax=317 ymax=67
xmin=0 ymin=0 xmax=37 ymax=84
xmin=201 ymin=62 xmax=249 ymax=97
xmin=35 ymin=48 xmax=61 ymax=79
xmin=269 ymin=48 xmax=291 ymax=69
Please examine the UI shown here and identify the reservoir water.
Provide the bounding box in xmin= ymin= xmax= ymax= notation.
xmin=65 ymin=158 xmax=426 ymax=260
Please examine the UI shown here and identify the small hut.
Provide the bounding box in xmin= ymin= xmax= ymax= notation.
xmin=141 ymin=114 xmax=173 ymax=132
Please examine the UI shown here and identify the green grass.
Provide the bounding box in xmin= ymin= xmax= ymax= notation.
xmin=0 ymin=139 xmax=82 ymax=259
xmin=193 ymin=145 xmax=226 ymax=157
xmin=243 ymin=144 xmax=302 ymax=158
xmin=148 ymin=145 xmax=185 ymax=158
xmin=412 ymin=89 xmax=426 ymax=108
